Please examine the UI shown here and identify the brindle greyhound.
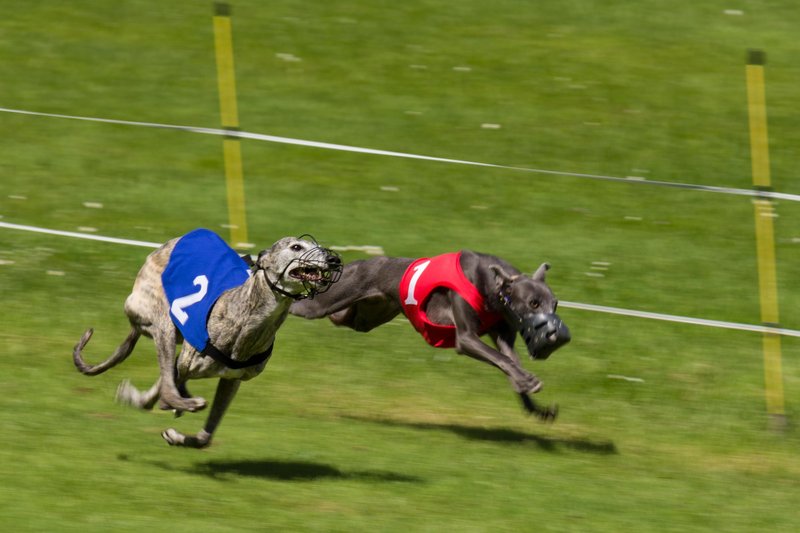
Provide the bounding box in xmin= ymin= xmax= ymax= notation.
xmin=73 ymin=232 xmax=341 ymax=448
xmin=290 ymin=251 xmax=570 ymax=421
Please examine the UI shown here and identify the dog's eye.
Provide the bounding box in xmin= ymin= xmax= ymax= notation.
xmin=290 ymin=244 xmax=303 ymax=252
xmin=530 ymin=299 xmax=540 ymax=310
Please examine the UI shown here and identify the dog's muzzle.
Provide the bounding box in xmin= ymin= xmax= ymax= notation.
xmin=283 ymin=246 xmax=343 ymax=299
xmin=517 ymin=312 xmax=571 ymax=360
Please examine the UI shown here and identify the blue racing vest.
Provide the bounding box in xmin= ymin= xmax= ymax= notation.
xmin=161 ymin=229 xmax=251 ymax=352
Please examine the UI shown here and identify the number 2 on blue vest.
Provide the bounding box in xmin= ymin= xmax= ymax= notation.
xmin=170 ymin=275 xmax=209 ymax=325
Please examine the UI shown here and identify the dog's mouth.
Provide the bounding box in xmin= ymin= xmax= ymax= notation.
xmin=289 ymin=265 xmax=328 ymax=283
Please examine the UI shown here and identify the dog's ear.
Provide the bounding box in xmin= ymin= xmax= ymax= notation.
xmin=489 ymin=264 xmax=518 ymax=294
xmin=256 ymin=244 xmax=281 ymax=271
xmin=531 ymin=262 xmax=550 ymax=282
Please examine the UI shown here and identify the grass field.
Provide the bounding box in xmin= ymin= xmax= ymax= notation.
xmin=1 ymin=1 xmax=799 ymax=531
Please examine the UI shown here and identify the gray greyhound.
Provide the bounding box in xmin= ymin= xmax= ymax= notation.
xmin=73 ymin=230 xmax=341 ymax=448
xmin=290 ymin=251 xmax=571 ymax=421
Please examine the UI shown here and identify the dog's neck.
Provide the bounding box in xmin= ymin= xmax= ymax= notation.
xmin=245 ymin=268 xmax=295 ymax=313
xmin=206 ymin=271 xmax=293 ymax=357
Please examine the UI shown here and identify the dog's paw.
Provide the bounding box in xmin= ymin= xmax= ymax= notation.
xmin=518 ymin=393 xmax=558 ymax=422
xmin=115 ymin=379 xmax=141 ymax=407
xmin=513 ymin=374 xmax=542 ymax=395
xmin=162 ymin=428 xmax=185 ymax=446
xmin=162 ymin=428 xmax=211 ymax=448
xmin=538 ymin=404 xmax=559 ymax=423
xmin=159 ymin=395 xmax=207 ymax=413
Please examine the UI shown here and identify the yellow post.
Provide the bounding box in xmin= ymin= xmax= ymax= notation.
xmin=745 ymin=50 xmax=786 ymax=430
xmin=213 ymin=2 xmax=250 ymax=249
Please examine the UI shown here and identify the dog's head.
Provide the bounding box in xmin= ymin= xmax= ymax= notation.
xmin=491 ymin=262 xmax=571 ymax=360
xmin=256 ymin=235 xmax=342 ymax=299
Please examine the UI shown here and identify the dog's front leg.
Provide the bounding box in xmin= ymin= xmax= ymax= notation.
xmin=451 ymin=298 xmax=542 ymax=394
xmin=455 ymin=331 xmax=542 ymax=394
xmin=490 ymin=329 xmax=557 ymax=421
xmin=491 ymin=329 xmax=542 ymax=394
xmin=491 ymin=327 xmax=525 ymax=369
xmin=162 ymin=378 xmax=240 ymax=448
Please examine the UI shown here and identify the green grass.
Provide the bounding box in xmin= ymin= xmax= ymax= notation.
xmin=1 ymin=1 xmax=799 ymax=531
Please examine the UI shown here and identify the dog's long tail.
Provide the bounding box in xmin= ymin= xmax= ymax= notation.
xmin=73 ymin=327 xmax=140 ymax=376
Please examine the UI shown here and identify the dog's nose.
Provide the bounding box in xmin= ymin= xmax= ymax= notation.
xmin=532 ymin=313 xmax=550 ymax=331
xmin=554 ymin=318 xmax=571 ymax=344
xmin=533 ymin=313 xmax=566 ymax=345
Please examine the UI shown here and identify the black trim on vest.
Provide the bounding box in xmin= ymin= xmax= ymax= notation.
xmin=201 ymin=341 xmax=274 ymax=369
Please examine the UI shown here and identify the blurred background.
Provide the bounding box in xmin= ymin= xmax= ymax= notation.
xmin=1 ymin=1 xmax=798 ymax=531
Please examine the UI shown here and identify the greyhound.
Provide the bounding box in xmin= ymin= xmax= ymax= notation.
xmin=290 ymin=251 xmax=570 ymax=421
xmin=73 ymin=229 xmax=342 ymax=448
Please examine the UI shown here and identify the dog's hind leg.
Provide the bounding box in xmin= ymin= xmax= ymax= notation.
xmin=117 ymin=375 xmax=193 ymax=413
xmin=162 ymin=378 xmax=241 ymax=448
xmin=73 ymin=327 xmax=140 ymax=376
xmin=116 ymin=378 xmax=161 ymax=410
xmin=150 ymin=329 xmax=207 ymax=413
xmin=328 ymin=297 xmax=402 ymax=332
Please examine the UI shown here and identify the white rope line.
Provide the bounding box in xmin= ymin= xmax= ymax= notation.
xmin=2 ymin=106 xmax=799 ymax=202
xmin=560 ymin=300 xmax=800 ymax=339
xmin=2 ymin=220 xmax=797 ymax=338
xmin=0 ymin=221 xmax=162 ymax=248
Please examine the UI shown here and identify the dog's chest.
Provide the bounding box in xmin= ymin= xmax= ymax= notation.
xmin=181 ymin=302 xmax=287 ymax=380
xmin=178 ymin=348 xmax=269 ymax=380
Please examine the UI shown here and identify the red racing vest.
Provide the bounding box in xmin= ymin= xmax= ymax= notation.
xmin=399 ymin=252 xmax=503 ymax=348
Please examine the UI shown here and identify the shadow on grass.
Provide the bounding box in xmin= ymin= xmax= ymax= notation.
xmin=342 ymin=415 xmax=617 ymax=455
xmin=145 ymin=456 xmax=423 ymax=483
xmin=199 ymin=459 xmax=422 ymax=483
